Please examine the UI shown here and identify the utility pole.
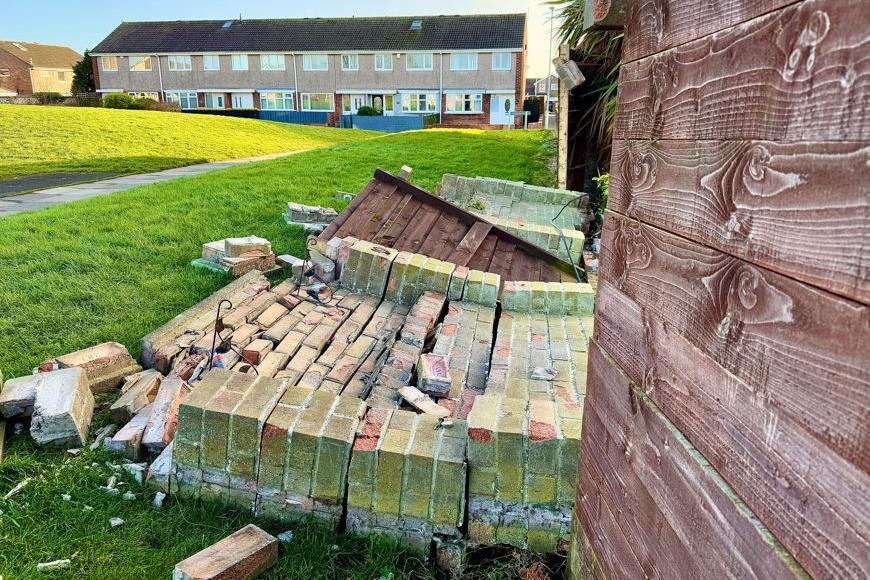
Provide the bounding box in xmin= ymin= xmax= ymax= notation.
xmin=544 ymin=6 xmax=555 ymax=130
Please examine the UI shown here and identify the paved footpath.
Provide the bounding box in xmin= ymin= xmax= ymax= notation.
xmin=0 ymin=150 xmax=304 ymax=218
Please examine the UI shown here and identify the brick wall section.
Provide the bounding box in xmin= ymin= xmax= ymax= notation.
xmin=515 ymin=34 xmax=526 ymax=128
xmin=0 ymin=51 xmax=32 ymax=96
xmin=440 ymin=93 xmax=490 ymax=128
xmin=91 ymin=57 xmax=101 ymax=95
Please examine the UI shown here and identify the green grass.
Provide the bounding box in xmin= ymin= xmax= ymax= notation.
xmin=0 ymin=129 xmax=556 ymax=578
xmin=0 ymin=105 xmax=376 ymax=179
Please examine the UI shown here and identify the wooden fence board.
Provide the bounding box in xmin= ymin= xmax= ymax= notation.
xmin=583 ymin=341 xmax=805 ymax=578
xmin=615 ymin=0 xmax=869 ymax=141
xmin=599 ymin=211 xmax=870 ymax=474
xmin=595 ymin=278 xmax=870 ymax=578
xmin=623 ymin=0 xmax=799 ymax=62
xmin=609 ymin=139 xmax=870 ymax=303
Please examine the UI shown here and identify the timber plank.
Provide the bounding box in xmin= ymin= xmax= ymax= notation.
xmin=356 ymin=187 xmax=404 ymax=242
xmin=466 ymin=235 xmax=498 ymax=272
xmin=599 ymin=211 xmax=870 ymax=474
xmin=595 ymin=279 xmax=870 ymax=579
xmin=374 ymin=196 xmax=422 ymax=247
xmin=448 ymin=222 xmax=493 ymax=266
xmin=487 ymin=238 xmax=516 ymax=282
xmin=394 ymin=207 xmax=442 ymax=253
xmin=623 ymin=0 xmax=798 ymax=62
xmin=584 ymin=341 xmax=805 ymax=578
xmin=610 ymin=139 xmax=870 ymax=304
xmin=320 ymin=178 xmax=377 ymax=240
xmin=334 ymin=182 xmax=394 ymax=239
xmin=419 ymin=213 xmax=463 ymax=258
xmin=615 ymin=0 xmax=870 ymax=141
xmin=437 ymin=217 xmax=473 ymax=261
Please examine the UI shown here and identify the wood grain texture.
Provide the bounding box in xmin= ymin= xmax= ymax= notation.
xmin=595 ymin=278 xmax=870 ymax=579
xmin=623 ymin=0 xmax=799 ymax=62
xmin=609 ymin=139 xmax=870 ymax=303
xmin=599 ymin=211 xmax=870 ymax=474
xmin=448 ymin=222 xmax=492 ymax=266
xmin=581 ymin=340 xmax=805 ymax=578
xmin=615 ymin=0 xmax=869 ymax=141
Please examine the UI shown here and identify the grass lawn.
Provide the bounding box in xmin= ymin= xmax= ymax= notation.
xmin=0 ymin=129 xmax=558 ymax=578
xmin=0 ymin=105 xmax=376 ymax=180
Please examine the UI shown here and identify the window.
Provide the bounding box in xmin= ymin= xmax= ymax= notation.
xmin=303 ymin=54 xmax=328 ymax=71
xmin=491 ymin=52 xmax=511 ymax=71
xmin=260 ymin=91 xmax=295 ymax=110
xmin=375 ymin=53 xmax=392 ymax=71
xmin=445 ymin=93 xmax=483 ymax=113
xmin=167 ymin=55 xmax=192 ymax=71
xmin=129 ymin=91 xmax=159 ymax=100
xmin=300 ymin=93 xmax=334 ymax=111
xmin=129 ymin=56 xmax=152 ymax=72
xmin=203 ymin=55 xmax=220 ymax=71
xmin=260 ymin=54 xmax=285 ymax=71
xmin=341 ymin=54 xmax=359 ymax=71
xmin=166 ymin=91 xmax=198 ymax=109
xmin=550 ymin=82 xmax=558 ymax=91
xmin=204 ymin=93 xmax=225 ymax=109
xmin=0 ymin=69 xmax=9 ymax=77
xmin=56 ymin=71 xmax=66 ymax=81
xmin=406 ymin=53 xmax=433 ymax=71
xmin=101 ymin=56 xmax=118 ymax=71
xmin=231 ymin=54 xmax=248 ymax=71
xmin=449 ymin=53 xmax=477 ymax=71
xmin=401 ymin=92 xmax=437 ymax=113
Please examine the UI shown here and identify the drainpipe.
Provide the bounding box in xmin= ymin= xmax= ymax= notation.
xmin=291 ymin=53 xmax=299 ymax=110
xmin=155 ymin=53 xmax=164 ymax=101
xmin=438 ymin=52 xmax=443 ymax=123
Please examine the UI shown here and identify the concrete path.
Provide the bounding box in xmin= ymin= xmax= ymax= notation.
xmin=0 ymin=150 xmax=304 ymax=218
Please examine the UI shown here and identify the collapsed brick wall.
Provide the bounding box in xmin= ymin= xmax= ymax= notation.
xmin=154 ymin=238 xmax=596 ymax=558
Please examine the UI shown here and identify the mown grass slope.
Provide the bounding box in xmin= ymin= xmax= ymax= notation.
xmin=0 ymin=129 xmax=557 ymax=578
xmin=0 ymin=104 xmax=376 ymax=179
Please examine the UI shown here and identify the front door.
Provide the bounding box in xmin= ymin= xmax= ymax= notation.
xmin=351 ymin=95 xmax=366 ymax=113
xmin=232 ymin=93 xmax=253 ymax=109
xmin=490 ymin=94 xmax=515 ymax=125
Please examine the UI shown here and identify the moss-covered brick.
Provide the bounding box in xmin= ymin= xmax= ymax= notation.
xmin=462 ymin=269 xmax=484 ymax=303
xmin=200 ymin=388 xmax=246 ymax=473
xmin=372 ymin=409 xmax=415 ymax=515
xmin=284 ymin=391 xmax=334 ymax=496
xmin=174 ymin=370 xmax=229 ymax=468
xmin=311 ymin=415 xmax=357 ymax=501
xmin=529 ymin=281 xmax=548 ymax=312
xmin=228 ymin=376 xmax=286 ymax=481
xmin=258 ymin=403 xmax=300 ymax=493
xmin=467 ymin=395 xmax=499 ymax=470
xmin=526 ymin=474 xmax=557 ymax=505
xmin=350 ymin=242 xmax=376 ymax=292
xmin=496 ymin=398 xmax=526 ymax=503
xmin=384 ymin=251 xmax=412 ymax=303
xmin=401 ymin=414 xmax=438 ymax=519
xmin=448 ymin=266 xmax=468 ymax=301
xmin=527 ymin=400 xmax=559 ymax=475
xmin=562 ymin=283 xmax=595 ymax=316
xmin=399 ymin=253 xmax=428 ymax=306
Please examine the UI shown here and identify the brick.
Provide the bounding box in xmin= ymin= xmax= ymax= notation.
xmin=256 ymin=303 xmax=288 ymax=328
xmin=173 ymin=370 xmax=230 ymax=470
xmin=227 ymin=376 xmax=287 ymax=484
xmin=55 ymin=342 xmax=142 ymax=394
xmin=342 ymin=241 xmax=398 ymax=297
xmin=275 ymin=330 xmax=306 ymax=356
xmin=256 ymin=351 xmax=290 ymax=378
xmin=29 ymin=368 xmax=94 ymax=447
xmin=142 ymin=376 xmax=191 ymax=453
xmin=308 ymin=250 xmax=336 ymax=283
xmin=109 ymin=370 xmax=161 ymax=424
xmin=106 ymin=403 xmax=153 ymax=460
xmin=225 ymin=236 xmax=272 ymax=258
xmin=448 ymin=266 xmax=469 ymax=301
xmin=462 ymin=270 xmax=500 ymax=307
xmin=417 ymin=353 xmax=452 ymax=397
xmin=242 ymin=339 xmax=273 ymax=365
xmin=173 ymin=524 xmax=277 ymax=580
xmin=0 ymin=374 xmax=39 ymax=418
xmin=284 ymin=391 xmax=334 ymax=497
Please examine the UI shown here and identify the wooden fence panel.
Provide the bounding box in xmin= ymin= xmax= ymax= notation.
xmin=615 ymin=0 xmax=869 ymax=141
xmin=623 ymin=0 xmax=800 ymax=62
xmin=594 ymin=278 xmax=870 ymax=578
xmin=580 ymin=341 xmax=804 ymax=578
xmin=598 ymin=211 xmax=869 ymax=472
xmin=609 ymin=139 xmax=870 ymax=304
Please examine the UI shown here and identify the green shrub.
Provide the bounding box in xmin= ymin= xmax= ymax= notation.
xmin=102 ymin=92 xmax=137 ymax=109
xmin=33 ymin=92 xmax=64 ymax=105
xmin=355 ymin=105 xmax=379 ymax=116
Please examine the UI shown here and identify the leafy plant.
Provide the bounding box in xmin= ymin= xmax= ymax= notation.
xmin=355 ymin=105 xmax=379 ymax=116
xmin=591 ymin=172 xmax=609 ymax=219
xmin=71 ymin=49 xmax=95 ymax=94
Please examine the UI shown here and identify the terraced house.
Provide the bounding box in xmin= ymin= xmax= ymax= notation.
xmin=90 ymin=14 xmax=527 ymax=128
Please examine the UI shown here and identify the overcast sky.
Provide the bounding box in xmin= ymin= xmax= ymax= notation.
xmin=1 ymin=0 xmax=562 ymax=78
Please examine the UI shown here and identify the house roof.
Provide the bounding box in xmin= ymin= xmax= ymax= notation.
xmin=91 ymin=13 xmax=526 ymax=54
xmin=320 ymin=170 xmax=578 ymax=290
xmin=0 ymin=40 xmax=81 ymax=69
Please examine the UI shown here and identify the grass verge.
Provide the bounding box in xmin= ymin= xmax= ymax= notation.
xmin=0 ymin=105 xmax=376 ymax=179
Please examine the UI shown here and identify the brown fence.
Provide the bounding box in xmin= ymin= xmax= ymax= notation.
xmin=571 ymin=0 xmax=869 ymax=578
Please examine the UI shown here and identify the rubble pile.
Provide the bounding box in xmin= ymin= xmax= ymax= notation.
xmin=284 ymin=202 xmax=338 ymax=233
xmin=192 ymin=236 xmax=278 ymax=277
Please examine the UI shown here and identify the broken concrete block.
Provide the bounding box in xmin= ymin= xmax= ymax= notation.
xmin=173 ymin=524 xmax=278 ymax=580
xmin=105 ymin=403 xmax=153 ymax=460
xmin=0 ymin=373 xmax=39 ymax=418
xmin=109 ymin=370 xmax=162 ymax=424
xmin=30 ymin=368 xmax=94 ymax=448
xmin=418 ymin=353 xmax=452 ymax=397
xmin=399 ymin=386 xmax=449 ymax=419
xmin=55 ymin=342 xmax=142 ymax=394
xmin=142 ymin=377 xmax=190 ymax=453
xmin=225 ymin=236 xmax=272 ymax=258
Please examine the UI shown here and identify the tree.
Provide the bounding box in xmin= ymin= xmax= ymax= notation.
xmin=71 ymin=50 xmax=95 ymax=94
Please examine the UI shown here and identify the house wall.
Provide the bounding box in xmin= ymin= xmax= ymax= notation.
xmin=29 ymin=67 xmax=74 ymax=94
xmin=0 ymin=51 xmax=32 ymax=96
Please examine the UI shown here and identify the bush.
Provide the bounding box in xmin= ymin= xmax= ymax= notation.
xmin=355 ymin=105 xmax=379 ymax=116
xmin=33 ymin=92 xmax=64 ymax=105
xmin=102 ymin=92 xmax=137 ymax=109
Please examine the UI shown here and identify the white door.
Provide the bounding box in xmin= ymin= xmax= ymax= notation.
xmin=490 ymin=94 xmax=515 ymax=125
xmin=232 ymin=93 xmax=254 ymax=109
xmin=350 ymin=95 xmax=366 ymax=113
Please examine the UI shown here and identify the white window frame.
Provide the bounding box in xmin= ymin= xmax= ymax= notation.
xmin=203 ymin=55 xmax=220 ymax=71
xmin=400 ymin=92 xmax=438 ymax=113
xmin=449 ymin=53 xmax=478 ymax=71
xmin=260 ymin=54 xmax=286 ymax=71
xmin=445 ymin=92 xmax=483 ymax=114
xmin=101 ymin=56 xmax=118 ymax=71
xmin=128 ymin=91 xmax=159 ymax=100
xmin=167 ymin=55 xmax=192 ymax=72
xmin=203 ymin=93 xmax=225 ymax=109
xmin=341 ymin=54 xmax=359 ymax=71
xmin=491 ymin=52 xmax=512 ymax=71
xmin=303 ymin=54 xmax=329 ymax=71
xmin=129 ymin=56 xmax=152 ymax=72
xmin=260 ymin=91 xmax=295 ymax=111
xmin=300 ymin=92 xmax=334 ymax=112
xmin=166 ymin=91 xmax=198 ymax=110
xmin=56 ymin=71 xmax=66 ymax=81
xmin=375 ymin=53 xmax=393 ymax=71
xmin=406 ymin=53 xmax=433 ymax=71
xmin=231 ymin=54 xmax=249 ymax=71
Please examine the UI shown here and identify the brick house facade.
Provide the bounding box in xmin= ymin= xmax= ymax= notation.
xmin=0 ymin=40 xmax=82 ymax=96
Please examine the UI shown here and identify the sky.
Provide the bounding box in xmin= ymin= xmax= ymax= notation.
xmin=1 ymin=0 xmax=562 ymax=78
